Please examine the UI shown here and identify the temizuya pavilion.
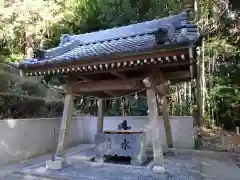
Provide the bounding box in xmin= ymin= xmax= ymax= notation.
xmin=14 ymin=10 xmax=202 ymax=173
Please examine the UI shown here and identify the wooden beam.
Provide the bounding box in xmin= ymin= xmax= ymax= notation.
xmin=105 ymin=72 xmax=127 ymax=95
xmin=56 ymin=93 xmax=74 ymax=159
xmin=146 ymin=69 xmax=190 ymax=95
xmin=146 ymin=69 xmax=168 ymax=96
xmin=161 ymin=96 xmax=173 ymax=148
xmin=73 ymin=75 xmax=116 ymax=96
xmin=68 ymin=77 xmax=144 ymax=93
xmin=78 ymin=75 xmax=93 ymax=82
xmin=74 ymin=70 xmax=190 ymax=83
xmin=104 ymin=91 xmax=117 ymax=97
xmin=156 ymin=84 xmax=169 ymax=96
xmin=66 ymin=70 xmax=190 ymax=94
xmin=150 ymin=69 xmax=173 ymax=149
xmin=164 ymin=71 xmax=190 ymax=80
xmin=136 ymin=70 xmax=190 ymax=83
xmin=143 ymin=69 xmax=164 ymax=89
xmin=109 ymin=71 xmax=127 ymax=79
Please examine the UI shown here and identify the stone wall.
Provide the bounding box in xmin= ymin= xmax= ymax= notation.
xmin=0 ymin=116 xmax=196 ymax=165
xmin=0 ymin=118 xmax=83 ymax=165
xmin=82 ymin=116 xmax=196 ymax=149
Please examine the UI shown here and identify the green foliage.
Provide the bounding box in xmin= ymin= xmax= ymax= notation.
xmin=0 ymin=0 xmax=239 ymax=125
xmin=0 ymin=95 xmax=63 ymax=119
xmin=210 ymin=54 xmax=240 ymax=128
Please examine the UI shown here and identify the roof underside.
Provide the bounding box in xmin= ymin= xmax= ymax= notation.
xmin=15 ymin=10 xmax=200 ymax=75
xmin=230 ymin=0 xmax=240 ymax=10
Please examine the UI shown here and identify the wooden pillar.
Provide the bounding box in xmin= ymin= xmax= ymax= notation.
xmin=162 ymin=96 xmax=173 ymax=148
xmin=143 ymin=77 xmax=165 ymax=173
xmin=97 ymin=99 xmax=104 ymax=133
xmin=196 ymin=48 xmax=203 ymax=127
xmin=56 ymin=93 xmax=74 ymax=158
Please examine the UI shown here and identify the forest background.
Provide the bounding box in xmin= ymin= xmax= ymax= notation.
xmin=0 ymin=0 xmax=239 ymax=130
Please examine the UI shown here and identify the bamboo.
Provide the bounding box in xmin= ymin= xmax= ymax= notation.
xmin=211 ymin=53 xmax=216 ymax=125
xmin=184 ymin=82 xmax=187 ymax=115
xmin=188 ymin=81 xmax=192 ymax=114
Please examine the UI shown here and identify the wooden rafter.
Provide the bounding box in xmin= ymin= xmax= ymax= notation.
xmin=164 ymin=71 xmax=190 ymax=80
xmin=77 ymin=75 xmax=93 ymax=82
xmin=66 ymin=71 xmax=190 ymax=94
xmin=109 ymin=71 xmax=127 ymax=79
xmin=57 ymin=60 xmax=192 ymax=77
xmin=104 ymin=91 xmax=119 ymax=97
xmin=24 ymin=47 xmax=193 ymax=76
xmin=70 ymin=69 xmax=190 ymax=83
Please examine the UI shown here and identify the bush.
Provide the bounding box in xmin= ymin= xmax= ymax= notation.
xmin=0 ymin=95 xmax=64 ymax=119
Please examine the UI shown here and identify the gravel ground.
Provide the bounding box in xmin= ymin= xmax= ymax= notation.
xmin=198 ymin=127 xmax=240 ymax=153
xmin=198 ymin=126 xmax=240 ymax=168
xmin=10 ymin=154 xmax=201 ymax=180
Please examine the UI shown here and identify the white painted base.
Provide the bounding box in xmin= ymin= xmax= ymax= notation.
xmin=152 ymin=165 xmax=165 ymax=174
xmin=46 ymin=160 xmax=62 ymax=170
xmin=55 ymin=156 xmax=71 ymax=165
xmin=95 ymin=156 xmax=104 ymax=163
xmin=236 ymin=127 xmax=239 ymax=135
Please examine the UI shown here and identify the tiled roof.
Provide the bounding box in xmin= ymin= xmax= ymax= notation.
xmin=16 ymin=10 xmax=200 ymax=68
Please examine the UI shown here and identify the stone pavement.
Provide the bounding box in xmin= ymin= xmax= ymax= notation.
xmin=5 ymin=154 xmax=201 ymax=180
xmin=0 ymin=144 xmax=94 ymax=179
xmin=199 ymin=155 xmax=240 ymax=180
xmin=1 ymin=144 xmax=240 ymax=180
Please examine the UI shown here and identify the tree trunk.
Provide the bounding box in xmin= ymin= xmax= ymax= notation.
xmin=207 ymin=56 xmax=211 ymax=124
xmin=177 ymin=84 xmax=182 ymax=115
xmin=176 ymin=85 xmax=180 ymax=115
xmin=196 ymin=50 xmax=203 ymax=127
xmin=210 ymin=54 xmax=216 ymax=125
xmin=201 ymin=40 xmax=205 ymax=121
xmin=25 ymin=30 xmax=34 ymax=59
xmin=183 ymin=82 xmax=187 ymax=115
xmin=188 ymin=81 xmax=192 ymax=114
xmin=194 ymin=0 xmax=204 ymax=127
xmin=120 ymin=98 xmax=125 ymax=116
